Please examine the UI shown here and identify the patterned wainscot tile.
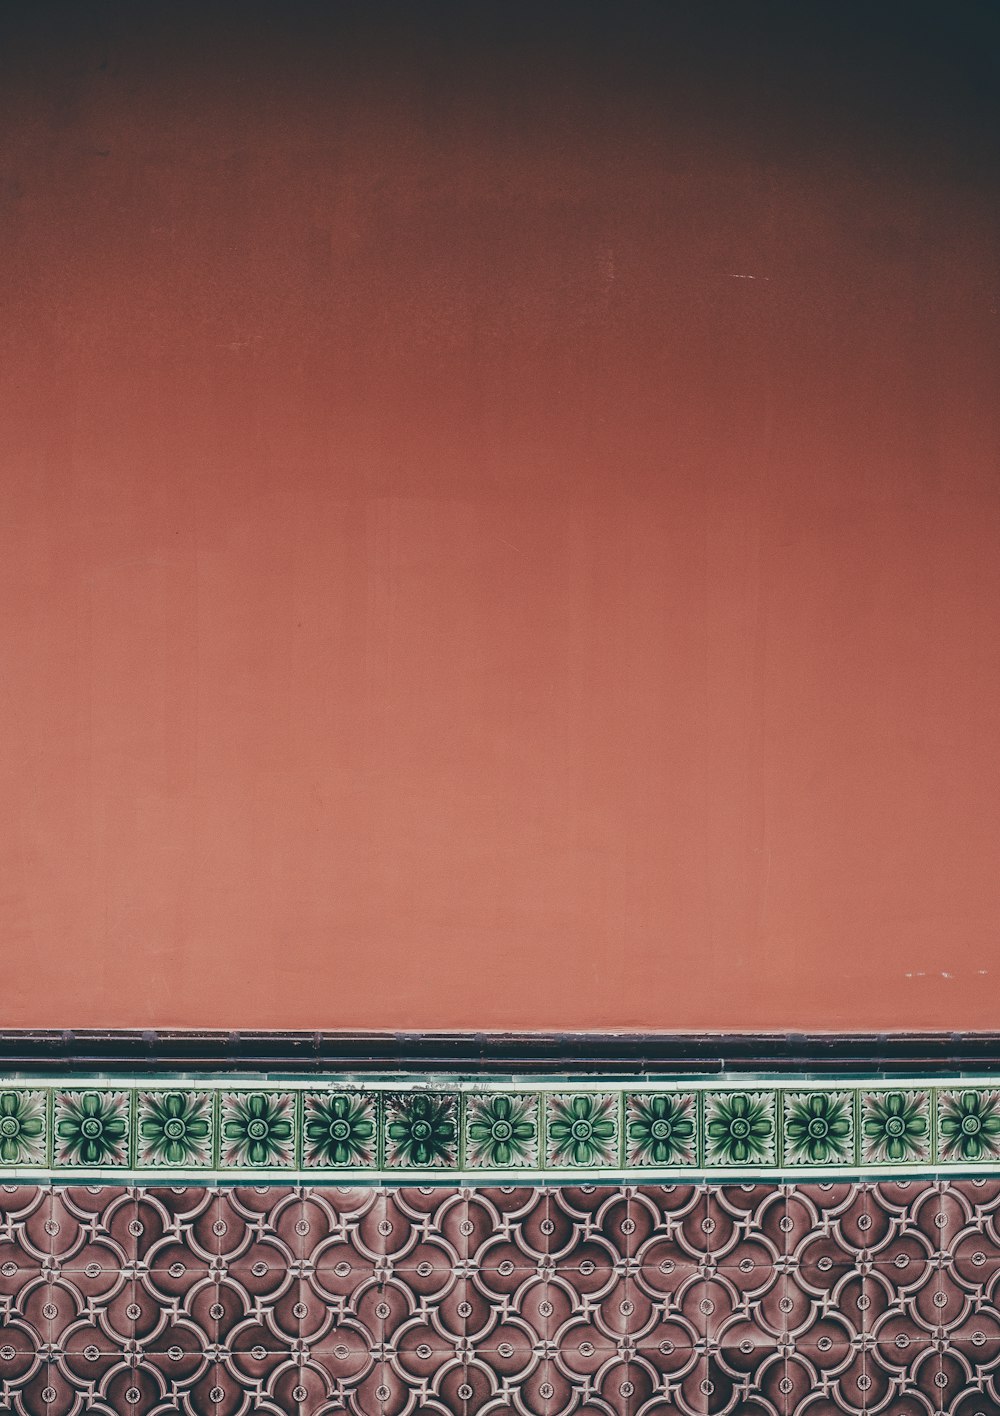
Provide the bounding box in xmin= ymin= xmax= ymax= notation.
xmin=220 ymin=1090 xmax=296 ymax=1168
xmin=303 ymin=1090 xmax=377 ymax=1168
xmin=936 ymin=1087 xmax=1000 ymax=1163
xmin=53 ymin=1089 xmax=130 ymax=1167
xmin=545 ymin=1092 xmax=620 ymax=1168
xmin=136 ymin=1090 xmax=214 ymax=1167
xmin=384 ymin=1092 xmax=458 ymax=1168
xmin=781 ymin=1089 xmax=855 ymax=1166
xmin=625 ymin=1091 xmax=697 ymax=1166
xmin=464 ymin=1091 xmax=539 ymax=1168
xmin=0 ymin=1177 xmax=998 ymax=1412
xmin=0 ymin=1089 xmax=47 ymax=1166
xmin=860 ymin=1088 xmax=932 ymax=1164
xmin=704 ymin=1090 xmax=776 ymax=1166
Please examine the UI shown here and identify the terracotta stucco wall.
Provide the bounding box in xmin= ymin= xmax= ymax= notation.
xmin=1 ymin=2 xmax=998 ymax=1030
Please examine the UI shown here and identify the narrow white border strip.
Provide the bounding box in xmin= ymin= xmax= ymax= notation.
xmin=12 ymin=1073 xmax=1000 ymax=1092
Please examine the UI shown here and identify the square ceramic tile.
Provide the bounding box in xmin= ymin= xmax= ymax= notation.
xmin=380 ymin=1318 xmax=456 ymax=1401
xmin=867 ymin=1178 xmax=934 ymax=1233
xmin=219 ymin=1091 xmax=296 ymax=1169
xmin=379 ymin=1188 xmax=464 ymax=1272
xmin=133 ymin=1314 xmax=204 ymax=1398
xmin=936 ymin=1087 xmax=1000 ymax=1165
xmin=788 ymin=1310 xmax=858 ymax=1368
xmin=464 ymin=1334 xmax=544 ymax=1409
xmin=825 ymin=1347 xmax=883 ymax=1413
xmin=383 ymin=1093 xmax=458 ymax=1169
xmin=940 ymin=1318 xmax=1000 ymax=1375
xmin=708 ymin=1184 xmax=787 ymax=1260
xmin=470 ymin=1189 xmax=547 ymax=1284
xmin=632 ymin=1311 xmax=701 ymax=1400
xmin=950 ymin=1177 xmax=1000 ymax=1221
xmin=713 ymin=1339 xmax=786 ymax=1410
xmin=309 ymin=1322 xmax=382 ymax=1405
xmin=0 ymin=1091 xmax=47 ymax=1168
xmin=925 ymin=1349 xmax=983 ymax=1413
xmin=704 ymin=1091 xmax=777 ymax=1167
xmin=52 ymin=1091 xmax=129 ymax=1168
xmin=868 ymin=1227 xmax=935 ymax=1296
xmin=550 ymin=1331 xmax=634 ymax=1412
xmin=545 ymin=1188 xmax=629 ymax=1279
xmin=0 ymin=1333 xmax=42 ymax=1392
xmin=43 ymin=1187 xmax=121 ymax=1270
xmin=461 ymin=1191 xmax=514 ymax=1268
xmin=187 ymin=1363 xmax=242 ymax=1416
xmin=21 ymin=1363 xmax=78 ymax=1416
xmin=860 ymin=1090 xmax=932 ymax=1165
xmin=302 ymin=1091 xmax=377 ymax=1169
xmin=625 ymin=1092 xmax=697 ymax=1167
xmin=544 ymin=1094 xmax=620 ymax=1169
xmin=136 ymin=1090 xmax=214 ymax=1168
xmin=782 ymin=1089 xmax=855 ymax=1167
xmin=464 ymin=1092 xmax=539 ymax=1169
xmin=633 ymin=1182 xmax=705 ymax=1233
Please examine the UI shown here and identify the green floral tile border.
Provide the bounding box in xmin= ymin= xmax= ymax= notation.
xmin=0 ymin=1076 xmax=996 ymax=1178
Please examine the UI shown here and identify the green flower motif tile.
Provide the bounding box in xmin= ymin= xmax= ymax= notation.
xmin=861 ymin=1089 xmax=930 ymax=1164
xmin=221 ymin=1092 xmax=295 ymax=1168
xmin=137 ymin=1091 xmax=213 ymax=1167
xmin=54 ymin=1090 xmax=129 ymax=1167
xmin=937 ymin=1089 xmax=1000 ymax=1163
xmin=2 ymin=1076 xmax=999 ymax=1177
xmin=465 ymin=1093 xmax=538 ymax=1168
xmin=782 ymin=1090 xmax=855 ymax=1166
xmin=385 ymin=1093 xmax=457 ymax=1168
xmin=0 ymin=1090 xmax=47 ymax=1166
xmin=546 ymin=1093 xmax=619 ymax=1168
xmin=705 ymin=1091 xmax=776 ymax=1166
xmin=304 ymin=1091 xmax=377 ymax=1168
xmin=626 ymin=1093 xmax=696 ymax=1166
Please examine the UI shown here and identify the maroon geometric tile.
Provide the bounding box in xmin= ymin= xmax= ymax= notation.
xmin=951 ymin=1179 xmax=1000 ymax=1220
xmin=711 ymin=1184 xmax=787 ymax=1262
xmin=951 ymin=1393 xmax=1000 ymax=1416
xmin=469 ymin=1184 xmax=542 ymax=1243
xmin=135 ymin=1313 xmax=207 ymax=1393
xmin=715 ymin=1318 xmax=784 ymax=1412
xmin=547 ymin=1185 xmax=623 ymax=1267
xmin=634 ymin=1182 xmax=704 ymax=1221
xmin=870 ymin=1223 xmax=936 ymax=1301
xmin=631 ymin=1309 xmax=699 ymax=1407
xmin=580 ymin=1355 xmax=643 ymax=1415
xmin=947 ymin=1305 xmax=1000 ymax=1369
xmin=3 ymin=1179 xmax=1000 ymax=1415
xmin=306 ymin=1322 xmax=375 ymax=1410
xmin=946 ymin=1224 xmax=1000 ymax=1311
xmin=632 ymin=1189 xmax=705 ymax=1344
xmin=685 ymin=1353 xmax=740 ymax=1414
xmin=18 ymin=1362 xmax=81 ymax=1416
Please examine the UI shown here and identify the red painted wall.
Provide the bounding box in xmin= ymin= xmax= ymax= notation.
xmin=2 ymin=3 xmax=998 ymax=1031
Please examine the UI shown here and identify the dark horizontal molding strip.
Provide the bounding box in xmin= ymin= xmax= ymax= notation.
xmin=0 ymin=1029 xmax=998 ymax=1074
